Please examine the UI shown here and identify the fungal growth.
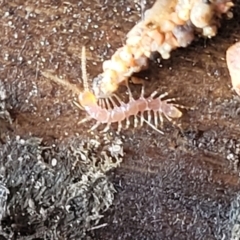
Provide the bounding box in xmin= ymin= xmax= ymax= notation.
xmin=92 ymin=0 xmax=234 ymax=98
xmin=226 ymin=41 xmax=240 ymax=96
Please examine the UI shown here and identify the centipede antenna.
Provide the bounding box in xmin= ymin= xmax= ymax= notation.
xmin=141 ymin=0 xmax=145 ymax=21
xmin=81 ymin=46 xmax=89 ymax=91
xmin=73 ymin=100 xmax=84 ymax=110
xmin=41 ymin=71 xmax=80 ymax=95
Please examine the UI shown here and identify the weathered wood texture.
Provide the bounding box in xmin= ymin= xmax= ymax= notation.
xmin=0 ymin=0 xmax=240 ymax=239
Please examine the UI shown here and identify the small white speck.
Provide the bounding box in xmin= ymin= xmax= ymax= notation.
xmin=29 ymin=13 xmax=36 ymax=18
xmin=4 ymin=12 xmax=10 ymax=17
xmin=51 ymin=158 xmax=57 ymax=166
xmin=73 ymin=14 xmax=79 ymax=18
xmin=4 ymin=53 xmax=9 ymax=61
xmin=46 ymin=118 xmax=50 ymax=121
xmin=19 ymin=139 xmax=25 ymax=145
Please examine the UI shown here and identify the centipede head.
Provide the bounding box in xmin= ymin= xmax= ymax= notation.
xmin=78 ymin=90 xmax=97 ymax=107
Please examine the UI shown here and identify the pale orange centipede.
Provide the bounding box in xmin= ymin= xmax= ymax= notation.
xmin=42 ymin=46 xmax=185 ymax=134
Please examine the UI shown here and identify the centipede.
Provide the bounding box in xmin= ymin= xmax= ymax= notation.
xmin=91 ymin=0 xmax=234 ymax=98
xmin=41 ymin=46 xmax=184 ymax=134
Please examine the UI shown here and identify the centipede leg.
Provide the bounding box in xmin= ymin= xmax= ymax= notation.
xmin=159 ymin=92 xmax=169 ymax=99
xmin=104 ymin=98 xmax=112 ymax=110
xmin=147 ymin=110 xmax=152 ymax=124
xmin=163 ymin=112 xmax=184 ymax=134
xmin=126 ymin=80 xmax=141 ymax=129
xmin=98 ymin=99 xmax=105 ymax=108
xmin=140 ymin=86 xmax=145 ymax=98
xmin=117 ymin=121 xmax=122 ymax=133
xmin=78 ymin=116 xmax=92 ymax=125
xmin=109 ymin=96 xmax=119 ymax=108
xmin=166 ymin=101 xmax=190 ymax=111
xmin=125 ymin=79 xmax=133 ymax=100
xmin=140 ymin=115 xmax=164 ymax=135
xmin=101 ymin=123 xmax=111 ymax=133
xmin=125 ymin=117 xmax=130 ymax=129
xmin=158 ymin=112 xmax=164 ymax=128
xmin=89 ymin=121 xmax=101 ymax=131
xmin=154 ymin=111 xmax=158 ymax=127
xmin=134 ymin=115 xmax=139 ymax=128
xmin=112 ymin=94 xmax=122 ymax=105
xmin=150 ymin=90 xmax=158 ymax=98
xmin=139 ymin=85 xmax=146 ymax=127
xmin=140 ymin=112 xmax=144 ymax=126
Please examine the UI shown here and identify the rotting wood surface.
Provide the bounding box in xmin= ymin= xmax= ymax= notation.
xmin=1 ymin=0 xmax=240 ymax=239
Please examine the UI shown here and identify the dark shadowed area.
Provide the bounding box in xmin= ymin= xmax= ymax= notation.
xmin=1 ymin=0 xmax=240 ymax=239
